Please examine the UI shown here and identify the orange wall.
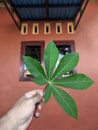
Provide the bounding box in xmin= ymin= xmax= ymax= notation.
xmin=0 ymin=1 xmax=98 ymax=130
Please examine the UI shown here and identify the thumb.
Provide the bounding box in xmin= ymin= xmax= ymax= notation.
xmin=32 ymin=94 xmax=42 ymax=105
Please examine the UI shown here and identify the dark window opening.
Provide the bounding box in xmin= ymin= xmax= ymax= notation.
xmin=23 ymin=26 xmax=27 ymax=34
xmin=57 ymin=26 xmax=60 ymax=33
xmin=46 ymin=26 xmax=49 ymax=33
xmin=57 ymin=45 xmax=71 ymax=55
xmin=25 ymin=46 xmax=41 ymax=62
xmin=24 ymin=46 xmax=41 ymax=79
xmin=34 ymin=26 xmax=38 ymax=33
xmin=69 ymin=25 xmax=72 ymax=33
xmin=54 ymin=41 xmax=75 ymax=77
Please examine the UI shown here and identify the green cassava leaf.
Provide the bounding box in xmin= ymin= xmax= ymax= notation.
xmin=44 ymin=40 xmax=59 ymax=79
xmin=23 ymin=41 xmax=94 ymax=119
xmin=44 ymin=85 xmax=51 ymax=103
xmin=52 ymin=53 xmax=79 ymax=80
xmin=53 ymin=74 xmax=94 ymax=90
xmin=23 ymin=56 xmax=47 ymax=85
xmin=51 ymin=85 xmax=78 ymax=119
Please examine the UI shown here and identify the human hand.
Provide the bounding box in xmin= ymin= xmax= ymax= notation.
xmin=6 ymin=89 xmax=43 ymax=130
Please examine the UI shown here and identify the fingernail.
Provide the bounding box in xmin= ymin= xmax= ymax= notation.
xmin=38 ymin=104 xmax=42 ymax=110
xmin=35 ymin=112 xmax=40 ymax=118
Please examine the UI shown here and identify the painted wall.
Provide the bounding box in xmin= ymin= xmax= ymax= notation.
xmin=0 ymin=1 xmax=98 ymax=130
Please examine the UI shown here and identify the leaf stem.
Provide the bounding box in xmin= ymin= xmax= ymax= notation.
xmin=43 ymin=84 xmax=49 ymax=93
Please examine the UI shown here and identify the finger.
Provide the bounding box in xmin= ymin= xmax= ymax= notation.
xmin=32 ymin=94 xmax=42 ymax=105
xmin=25 ymin=89 xmax=43 ymax=99
xmin=34 ymin=112 xmax=40 ymax=118
xmin=37 ymin=104 xmax=42 ymax=111
xmin=25 ymin=90 xmax=37 ymax=98
xmin=36 ymin=89 xmax=44 ymax=98
xmin=33 ymin=102 xmax=42 ymax=118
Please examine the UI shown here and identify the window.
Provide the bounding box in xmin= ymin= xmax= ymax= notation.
xmin=54 ymin=40 xmax=75 ymax=77
xmin=56 ymin=23 xmax=62 ymax=34
xmin=21 ymin=23 xmax=28 ymax=35
xmin=20 ymin=41 xmax=45 ymax=81
xmin=44 ymin=23 xmax=50 ymax=34
xmin=32 ymin=23 xmax=39 ymax=34
xmin=67 ymin=22 xmax=74 ymax=34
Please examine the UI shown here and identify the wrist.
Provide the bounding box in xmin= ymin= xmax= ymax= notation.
xmin=0 ymin=110 xmax=18 ymax=130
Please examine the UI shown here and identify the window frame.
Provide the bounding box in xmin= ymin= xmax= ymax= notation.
xmin=19 ymin=41 xmax=45 ymax=81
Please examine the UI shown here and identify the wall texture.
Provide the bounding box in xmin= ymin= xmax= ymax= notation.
xmin=0 ymin=1 xmax=98 ymax=130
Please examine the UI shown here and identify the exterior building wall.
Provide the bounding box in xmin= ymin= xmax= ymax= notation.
xmin=0 ymin=2 xmax=98 ymax=130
